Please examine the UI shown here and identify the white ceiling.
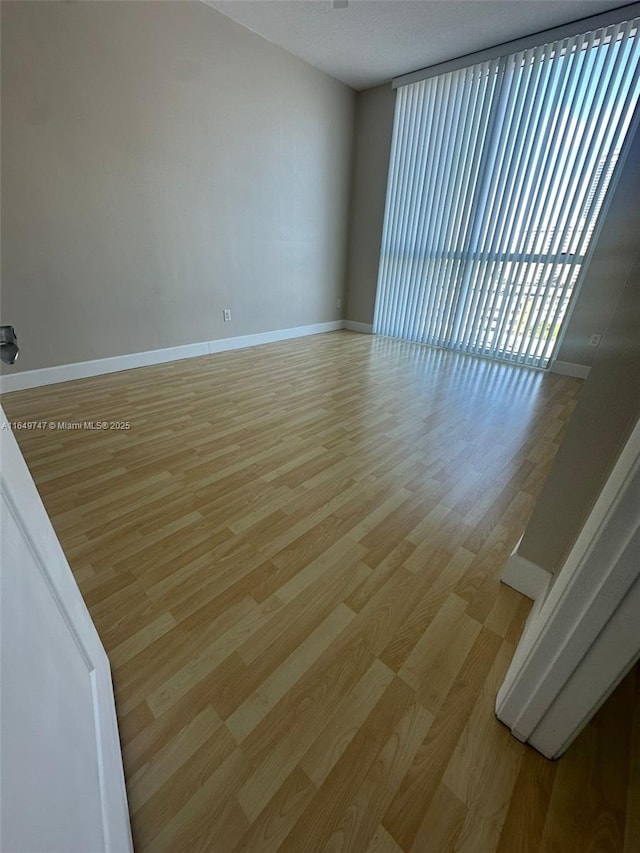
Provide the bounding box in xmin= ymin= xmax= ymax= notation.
xmin=203 ymin=0 xmax=636 ymax=90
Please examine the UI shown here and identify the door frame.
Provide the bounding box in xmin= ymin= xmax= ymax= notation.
xmin=496 ymin=414 xmax=640 ymax=758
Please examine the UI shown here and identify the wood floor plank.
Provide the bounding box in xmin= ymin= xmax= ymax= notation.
xmin=131 ymin=727 xmax=238 ymax=845
xmin=226 ymin=604 xmax=355 ymax=743
xmin=399 ymin=594 xmax=482 ymax=715
xmin=320 ymin=695 xmax=434 ymax=852
xmin=146 ymin=747 xmax=251 ymax=853
xmin=495 ymin=746 xmax=557 ymax=853
xmin=299 ymin=658 xmax=396 ymax=787
xmin=231 ymin=766 xmax=317 ymax=853
xmin=367 ymin=825 xmax=405 ymax=853
xmin=146 ymin=594 xmax=283 ymax=718
xmin=380 ymin=548 xmax=472 ymax=672
xmin=382 ymin=628 xmax=503 ymax=850
xmin=128 ymin=705 xmax=222 ymax=813
xmin=442 ymin=643 xmax=525 ymax=853
xmin=277 ymin=676 xmax=422 ymax=852
xmin=208 ymin=544 xmax=370 ymax=720
xmin=409 ymin=783 xmax=467 ymax=853
xmin=4 ymin=330 xmax=635 ymax=853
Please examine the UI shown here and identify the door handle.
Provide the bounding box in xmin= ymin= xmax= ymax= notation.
xmin=0 ymin=326 xmax=19 ymax=364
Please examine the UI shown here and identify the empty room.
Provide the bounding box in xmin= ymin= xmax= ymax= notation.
xmin=2 ymin=1 xmax=640 ymax=851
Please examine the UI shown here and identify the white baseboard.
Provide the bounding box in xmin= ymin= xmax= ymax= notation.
xmin=0 ymin=342 xmax=210 ymax=393
xmin=344 ymin=320 xmax=373 ymax=334
xmin=206 ymin=321 xmax=343 ymax=354
xmin=0 ymin=321 xmax=344 ymax=393
xmin=501 ymin=552 xmax=553 ymax=602
xmin=549 ymin=360 xmax=591 ymax=380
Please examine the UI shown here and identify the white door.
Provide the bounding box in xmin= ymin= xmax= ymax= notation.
xmin=0 ymin=407 xmax=132 ymax=853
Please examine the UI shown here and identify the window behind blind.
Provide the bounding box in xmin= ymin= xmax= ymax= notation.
xmin=374 ymin=18 xmax=640 ymax=368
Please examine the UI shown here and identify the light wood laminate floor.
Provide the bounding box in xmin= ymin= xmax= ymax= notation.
xmin=3 ymin=331 xmax=639 ymax=853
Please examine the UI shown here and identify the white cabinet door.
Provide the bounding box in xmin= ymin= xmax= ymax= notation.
xmin=0 ymin=407 xmax=132 ymax=853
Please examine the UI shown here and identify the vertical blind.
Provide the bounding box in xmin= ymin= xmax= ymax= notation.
xmin=374 ymin=18 xmax=640 ymax=368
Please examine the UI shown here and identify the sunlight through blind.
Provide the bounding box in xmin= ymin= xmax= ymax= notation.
xmin=374 ymin=18 xmax=640 ymax=368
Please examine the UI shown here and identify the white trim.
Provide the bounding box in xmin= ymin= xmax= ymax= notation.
xmin=393 ymin=3 xmax=640 ymax=88
xmin=531 ymin=569 xmax=640 ymax=757
xmin=343 ymin=320 xmax=373 ymax=334
xmin=548 ymin=360 xmax=591 ymax=379
xmin=0 ymin=321 xmax=344 ymax=393
xmin=501 ymin=552 xmax=552 ymax=602
xmin=205 ymin=321 xmax=343 ymax=353
xmin=496 ymin=415 xmax=640 ymax=758
xmin=0 ymin=342 xmax=209 ymax=393
xmin=498 ymin=540 xmax=552 ymax=729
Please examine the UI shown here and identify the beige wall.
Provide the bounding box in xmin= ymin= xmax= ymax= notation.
xmin=344 ymin=83 xmax=395 ymax=326
xmin=1 ymin=1 xmax=354 ymax=373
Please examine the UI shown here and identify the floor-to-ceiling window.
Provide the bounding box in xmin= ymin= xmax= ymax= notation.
xmin=374 ymin=16 xmax=640 ymax=368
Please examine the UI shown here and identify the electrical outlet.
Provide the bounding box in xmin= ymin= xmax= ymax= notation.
xmin=589 ymin=333 xmax=602 ymax=347
xmin=223 ymin=309 xmax=231 ymax=322
xmin=336 ymin=298 xmax=342 ymax=309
